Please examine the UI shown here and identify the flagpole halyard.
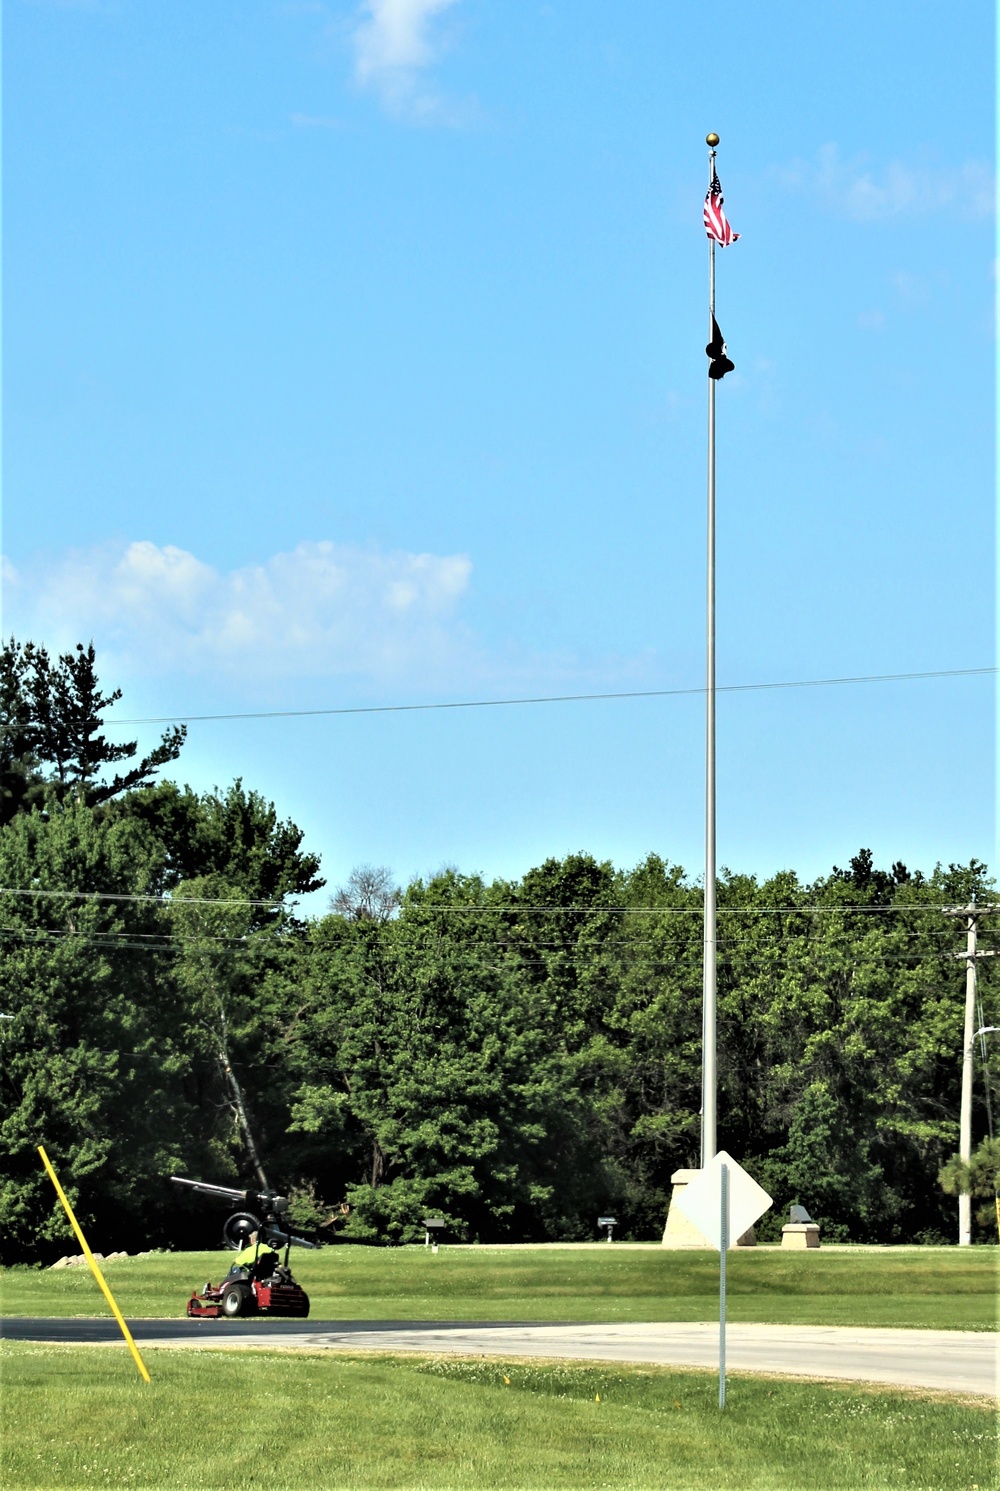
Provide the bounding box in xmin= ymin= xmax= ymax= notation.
xmin=702 ymin=135 xmax=718 ymax=1167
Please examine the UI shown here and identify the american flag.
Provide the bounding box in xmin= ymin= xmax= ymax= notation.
xmin=704 ymin=172 xmax=739 ymax=246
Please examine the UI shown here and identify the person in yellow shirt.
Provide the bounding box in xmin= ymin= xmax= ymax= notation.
xmin=229 ymin=1231 xmax=279 ymax=1276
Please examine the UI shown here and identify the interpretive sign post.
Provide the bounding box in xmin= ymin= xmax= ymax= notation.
xmin=672 ymin=1151 xmax=771 ymax=1409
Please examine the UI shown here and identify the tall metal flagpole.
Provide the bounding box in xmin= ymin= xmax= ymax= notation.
xmin=702 ymin=132 xmax=719 ymax=1166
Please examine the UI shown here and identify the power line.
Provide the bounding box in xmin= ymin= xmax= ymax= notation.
xmin=1 ymin=923 xmax=989 ymax=963
xmin=0 ymin=888 xmax=285 ymax=908
xmin=0 ymin=934 xmax=979 ymax=967
xmin=0 ymin=925 xmax=253 ymax=947
xmin=101 ymin=664 xmax=995 ymax=727
xmin=0 ymin=923 xmax=968 ymax=949
xmin=390 ymin=903 xmax=965 ymax=917
xmin=0 ymin=887 xmax=971 ymax=915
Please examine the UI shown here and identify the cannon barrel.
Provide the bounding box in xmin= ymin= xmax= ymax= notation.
xmin=170 ymin=1176 xmax=289 ymax=1214
xmin=262 ymin=1223 xmax=320 ymax=1251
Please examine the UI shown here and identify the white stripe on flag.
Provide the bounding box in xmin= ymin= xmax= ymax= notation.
xmin=704 ymin=188 xmax=739 ymax=246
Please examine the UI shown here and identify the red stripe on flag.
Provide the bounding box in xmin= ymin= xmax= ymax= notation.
xmin=704 ymin=189 xmax=739 ymax=246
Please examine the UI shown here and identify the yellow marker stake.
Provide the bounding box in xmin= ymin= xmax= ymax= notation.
xmin=37 ymin=1146 xmax=151 ymax=1383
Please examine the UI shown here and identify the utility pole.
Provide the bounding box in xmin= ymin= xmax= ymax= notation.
xmin=943 ymin=904 xmax=1000 ymax=1245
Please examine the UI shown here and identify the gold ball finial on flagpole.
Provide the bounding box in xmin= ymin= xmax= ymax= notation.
xmin=706 ymin=133 xmax=719 ymax=147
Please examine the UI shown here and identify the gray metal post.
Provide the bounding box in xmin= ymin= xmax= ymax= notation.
xmin=719 ymin=1161 xmax=728 ymax=1409
xmin=702 ymin=137 xmax=718 ymax=1167
xmin=960 ymin=913 xmax=977 ymax=1246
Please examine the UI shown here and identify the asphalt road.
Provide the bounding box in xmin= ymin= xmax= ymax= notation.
xmin=2 ymin=1317 xmax=994 ymax=1396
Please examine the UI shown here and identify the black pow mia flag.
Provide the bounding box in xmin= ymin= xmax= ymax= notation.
xmin=706 ymin=316 xmax=735 ymax=380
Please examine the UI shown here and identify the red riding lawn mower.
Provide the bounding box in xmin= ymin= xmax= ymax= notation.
xmin=170 ymin=1176 xmax=318 ymax=1319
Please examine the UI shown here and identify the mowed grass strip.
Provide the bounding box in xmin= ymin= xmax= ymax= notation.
xmin=2 ymin=1246 xmax=996 ymax=1330
xmin=0 ymin=1342 xmax=994 ymax=1491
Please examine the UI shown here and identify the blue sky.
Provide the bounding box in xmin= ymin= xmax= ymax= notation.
xmin=3 ymin=0 xmax=995 ymax=909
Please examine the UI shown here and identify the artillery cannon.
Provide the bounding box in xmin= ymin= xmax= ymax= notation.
xmin=170 ymin=1175 xmax=319 ymax=1319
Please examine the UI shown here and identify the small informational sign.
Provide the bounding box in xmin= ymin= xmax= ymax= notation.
xmin=422 ymin=1218 xmax=445 ymax=1251
xmin=672 ymin=1151 xmax=771 ymax=1250
xmin=597 ymin=1217 xmax=617 ymax=1227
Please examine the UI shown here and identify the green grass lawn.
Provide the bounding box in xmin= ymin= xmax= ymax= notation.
xmin=1 ymin=1343 xmax=994 ymax=1491
xmin=2 ymin=1245 xmax=996 ymax=1331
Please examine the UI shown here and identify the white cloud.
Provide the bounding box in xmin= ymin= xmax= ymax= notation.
xmin=780 ymin=144 xmax=995 ymax=222
xmin=354 ymin=0 xmax=457 ymax=77
xmin=351 ymin=0 xmax=472 ymax=123
xmin=4 ymin=539 xmax=476 ymax=683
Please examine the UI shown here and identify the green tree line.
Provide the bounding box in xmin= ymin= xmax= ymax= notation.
xmin=0 ymin=639 xmax=995 ymax=1260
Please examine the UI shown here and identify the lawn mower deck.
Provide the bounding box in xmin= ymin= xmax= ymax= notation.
xmin=187 ymin=1274 xmax=310 ymax=1319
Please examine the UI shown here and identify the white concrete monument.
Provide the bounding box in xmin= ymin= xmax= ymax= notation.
xmin=662 ymin=1164 xmax=761 ymax=1248
xmin=781 ymin=1203 xmax=821 ymax=1249
xmin=671 ymin=1151 xmax=772 ymax=1251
